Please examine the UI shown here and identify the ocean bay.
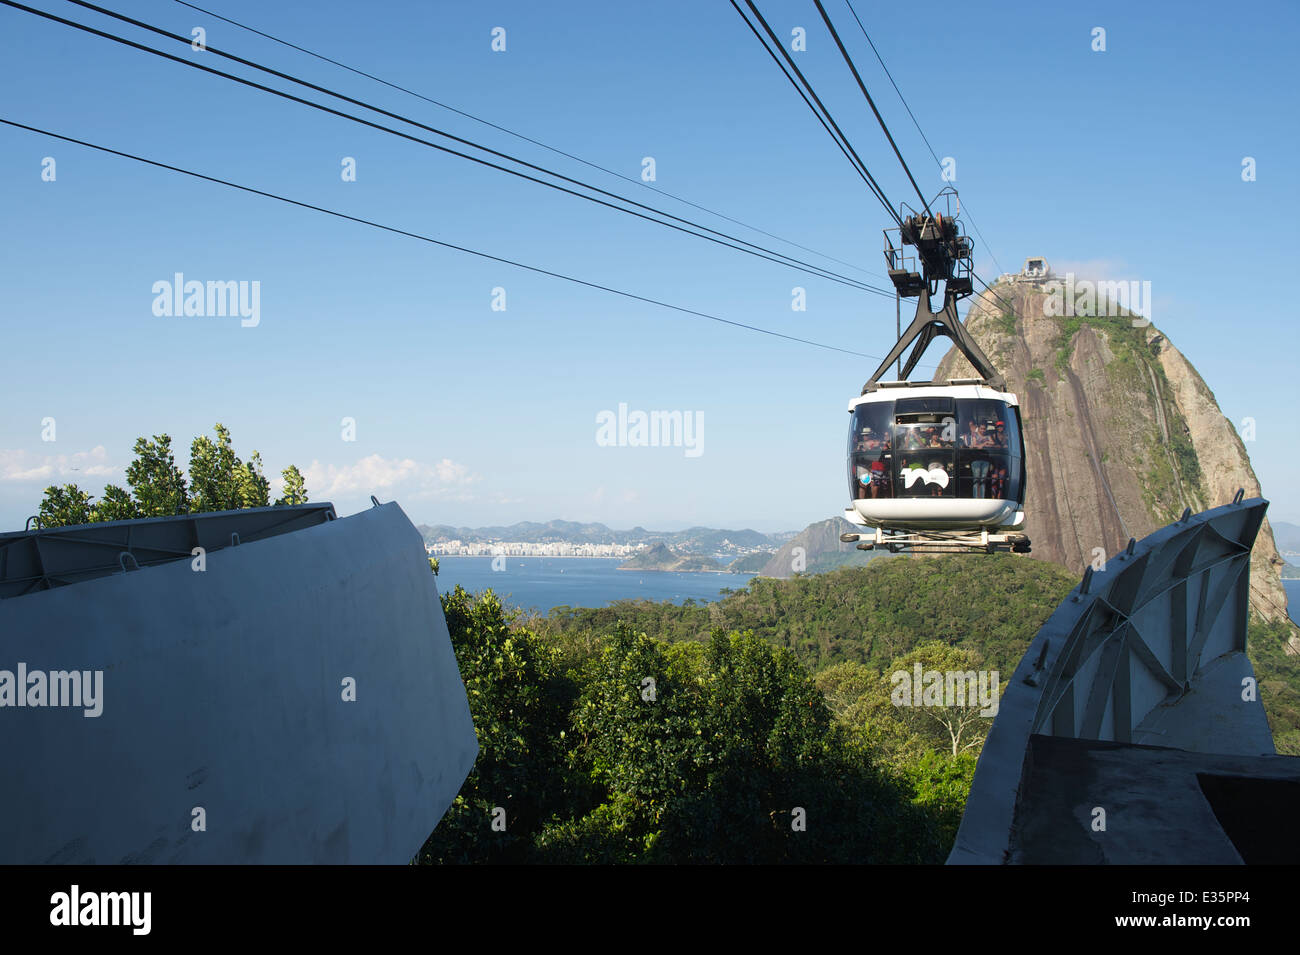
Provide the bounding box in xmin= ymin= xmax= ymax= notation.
xmin=434 ymin=556 xmax=756 ymax=614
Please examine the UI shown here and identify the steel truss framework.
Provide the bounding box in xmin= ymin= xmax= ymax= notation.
xmin=842 ymin=524 xmax=1029 ymax=554
xmin=947 ymin=491 xmax=1274 ymax=864
xmin=1030 ymin=492 xmax=1261 ymax=742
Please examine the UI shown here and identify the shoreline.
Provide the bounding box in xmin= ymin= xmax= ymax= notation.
xmin=434 ymin=553 xmax=761 ymax=571
xmin=615 ymin=566 xmax=747 ymax=575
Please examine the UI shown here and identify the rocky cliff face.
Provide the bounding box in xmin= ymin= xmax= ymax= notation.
xmin=933 ymin=277 xmax=1292 ymax=638
xmin=759 ymin=517 xmax=875 ymax=578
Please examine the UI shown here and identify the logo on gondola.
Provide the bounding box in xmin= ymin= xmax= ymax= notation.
xmin=900 ymin=466 xmax=949 ymax=489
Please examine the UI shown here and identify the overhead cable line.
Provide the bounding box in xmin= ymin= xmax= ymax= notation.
xmin=842 ymin=1 xmax=942 ymax=171
xmin=8 ymin=0 xmax=893 ymax=298
xmin=812 ymin=0 xmax=930 ymax=217
xmin=954 ymin=208 xmax=1005 ymax=283
xmin=51 ymin=0 xmax=891 ymax=296
xmin=170 ymin=0 xmax=883 ymax=284
xmin=822 ymin=0 xmax=1018 ymax=320
xmin=731 ymin=0 xmax=901 ymax=228
xmin=0 ymin=117 xmax=885 ymax=359
xmin=972 ymin=272 xmax=1018 ymax=315
xmin=841 ymin=0 xmax=1006 ymax=277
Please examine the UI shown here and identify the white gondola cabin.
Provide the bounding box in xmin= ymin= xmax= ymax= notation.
xmin=845 ymin=383 xmax=1025 ymax=531
xmin=842 ymin=191 xmax=1031 ymax=553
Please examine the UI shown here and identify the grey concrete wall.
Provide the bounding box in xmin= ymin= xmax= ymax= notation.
xmin=0 ymin=501 xmax=476 ymax=863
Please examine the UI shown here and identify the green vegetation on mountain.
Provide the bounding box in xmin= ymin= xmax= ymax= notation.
xmin=546 ymin=555 xmax=1077 ymax=674
xmin=423 ymin=550 xmax=1300 ymax=863
xmin=994 ymin=308 xmax=1018 ymax=337
xmin=802 ymin=549 xmax=877 ymax=575
xmin=419 ymin=556 xmax=1079 ymax=863
xmin=1249 ymin=615 xmax=1300 ymax=755
xmin=419 ymin=584 xmax=956 ymax=864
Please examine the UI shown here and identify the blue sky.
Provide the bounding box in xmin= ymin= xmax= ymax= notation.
xmin=1 ymin=0 xmax=1296 ymax=533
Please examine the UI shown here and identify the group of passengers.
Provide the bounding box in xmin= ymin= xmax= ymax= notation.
xmin=976 ymin=462 xmax=1010 ymax=500
xmin=853 ymin=428 xmax=891 ymax=498
xmin=963 ymin=419 xmax=1008 ymax=498
xmin=900 ymin=425 xmax=948 ymax=452
xmin=852 ymin=419 xmax=1012 ymax=500
xmin=962 ymin=418 xmax=1009 ymax=449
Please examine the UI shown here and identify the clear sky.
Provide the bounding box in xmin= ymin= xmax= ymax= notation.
xmin=1 ymin=0 xmax=1296 ymax=533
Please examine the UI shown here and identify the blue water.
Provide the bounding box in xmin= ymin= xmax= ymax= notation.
xmin=434 ymin=556 xmax=756 ymax=614
xmin=435 ymin=560 xmax=1300 ymax=622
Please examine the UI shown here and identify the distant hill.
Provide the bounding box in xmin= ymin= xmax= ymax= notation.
xmin=727 ymin=551 xmax=773 ymax=573
xmin=418 ymin=519 xmax=775 ymax=554
xmin=758 ymin=517 xmax=883 ymax=578
xmin=1273 ymin=521 xmax=1300 ymax=557
xmin=618 ymin=542 xmax=723 ymax=573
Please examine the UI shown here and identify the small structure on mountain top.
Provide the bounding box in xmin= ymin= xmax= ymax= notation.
xmin=1018 ymin=256 xmax=1051 ymax=282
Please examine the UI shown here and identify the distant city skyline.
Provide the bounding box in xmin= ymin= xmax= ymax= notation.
xmin=2 ymin=0 xmax=1296 ymax=530
xmin=428 ymin=539 xmax=643 ymax=558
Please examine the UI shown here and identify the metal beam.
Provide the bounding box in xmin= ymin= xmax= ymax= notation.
xmin=862 ymin=287 xmax=1005 ymax=391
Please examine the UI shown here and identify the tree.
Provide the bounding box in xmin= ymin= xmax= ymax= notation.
xmin=34 ymin=423 xmax=308 ymax=526
xmin=125 ymin=434 xmax=187 ymax=517
xmin=539 ymin=628 xmax=931 ymax=864
xmin=234 ymin=451 xmax=270 ymax=509
xmin=855 ymin=642 xmax=1001 ymax=759
xmin=898 ymin=749 xmax=978 ymax=851
xmin=93 ymin=484 xmax=140 ymax=522
xmin=413 ymin=588 xmax=962 ymax=863
xmin=188 ymin=424 xmax=268 ymax=512
xmin=644 ymin=630 xmax=837 ymax=863
xmin=37 ymin=484 xmax=94 ymax=528
xmin=275 ymin=464 xmax=308 ymax=506
xmin=534 ymin=555 xmax=1077 ymax=678
xmin=813 ymin=660 xmax=878 ymax=721
xmin=417 ymin=586 xmax=576 ymax=864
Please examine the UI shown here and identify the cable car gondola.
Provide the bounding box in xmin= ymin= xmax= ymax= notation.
xmin=842 ymin=191 xmax=1030 ymax=555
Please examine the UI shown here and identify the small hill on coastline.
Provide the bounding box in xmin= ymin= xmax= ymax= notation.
xmin=727 ymin=551 xmax=774 ymax=573
xmin=618 ymin=542 xmax=724 ymax=573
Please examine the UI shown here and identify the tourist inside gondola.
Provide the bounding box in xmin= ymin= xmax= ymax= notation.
xmin=847 ymin=395 xmax=1024 ymax=506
